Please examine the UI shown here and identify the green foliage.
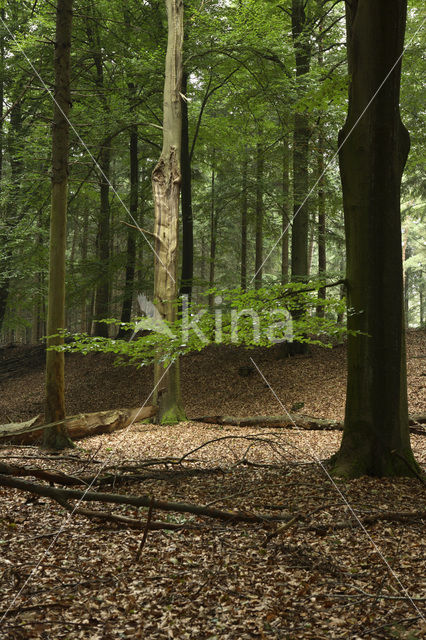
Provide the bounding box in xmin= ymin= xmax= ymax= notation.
xmin=55 ymin=281 xmax=355 ymax=367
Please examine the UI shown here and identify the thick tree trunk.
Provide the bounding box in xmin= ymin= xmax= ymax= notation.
xmin=152 ymin=0 xmax=186 ymax=424
xmin=43 ymin=0 xmax=74 ymax=450
xmin=254 ymin=141 xmax=264 ymax=290
xmin=180 ymin=71 xmax=194 ymax=300
xmin=333 ymin=0 xmax=419 ymax=477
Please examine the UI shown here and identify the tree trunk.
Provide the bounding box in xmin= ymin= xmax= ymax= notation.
xmin=152 ymin=0 xmax=186 ymax=424
xmin=43 ymin=0 xmax=74 ymax=450
xmin=281 ymin=131 xmax=290 ymax=285
xmin=254 ymin=141 xmax=264 ymax=290
xmin=332 ymin=0 xmax=418 ymax=477
xmin=93 ymin=144 xmax=111 ymax=337
xmin=119 ymin=118 xmax=138 ymax=329
xmin=208 ymin=155 xmax=217 ymax=308
xmin=0 ymin=9 xmax=5 ymax=336
xmin=317 ymin=130 xmax=326 ymax=315
xmin=180 ymin=71 xmax=194 ymax=300
xmin=240 ymin=149 xmax=248 ymax=291
xmin=291 ymin=0 xmax=311 ymax=284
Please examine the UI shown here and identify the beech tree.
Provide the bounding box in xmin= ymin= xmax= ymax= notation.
xmin=332 ymin=0 xmax=419 ymax=477
xmin=152 ymin=0 xmax=186 ymax=424
xmin=43 ymin=0 xmax=74 ymax=449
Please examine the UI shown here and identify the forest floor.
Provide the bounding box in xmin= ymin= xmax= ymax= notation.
xmin=0 ymin=331 xmax=425 ymax=639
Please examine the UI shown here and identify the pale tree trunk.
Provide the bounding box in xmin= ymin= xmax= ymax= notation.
xmin=152 ymin=0 xmax=186 ymax=424
xmin=333 ymin=0 xmax=419 ymax=477
xmin=43 ymin=0 xmax=74 ymax=449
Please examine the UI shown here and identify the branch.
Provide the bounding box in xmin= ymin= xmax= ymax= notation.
xmin=0 ymin=475 xmax=285 ymax=524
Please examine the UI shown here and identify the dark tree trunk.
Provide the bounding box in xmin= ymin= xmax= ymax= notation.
xmin=254 ymin=141 xmax=264 ymax=290
xmin=119 ymin=120 xmax=138 ymax=328
xmin=0 ymin=8 xmax=4 ymax=335
xmin=93 ymin=145 xmax=111 ymax=337
xmin=240 ymin=149 xmax=248 ymax=291
xmin=291 ymin=0 xmax=311 ymax=284
xmin=43 ymin=0 xmax=74 ymax=450
xmin=180 ymin=71 xmax=193 ymax=300
xmin=317 ymin=130 xmax=326 ymax=316
xmin=332 ymin=0 xmax=419 ymax=477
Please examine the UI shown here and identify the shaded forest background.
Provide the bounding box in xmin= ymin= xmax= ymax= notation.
xmin=0 ymin=0 xmax=424 ymax=343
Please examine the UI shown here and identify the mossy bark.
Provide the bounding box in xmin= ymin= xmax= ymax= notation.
xmin=43 ymin=0 xmax=74 ymax=450
xmin=152 ymin=0 xmax=186 ymax=425
xmin=332 ymin=0 xmax=419 ymax=478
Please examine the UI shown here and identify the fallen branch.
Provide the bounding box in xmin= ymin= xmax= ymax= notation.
xmin=0 ymin=406 xmax=157 ymax=444
xmin=55 ymin=495 xmax=190 ymax=532
xmin=192 ymin=414 xmax=426 ymax=435
xmin=0 ymin=460 xmax=225 ymax=488
xmin=0 ymin=474 xmax=285 ymax=524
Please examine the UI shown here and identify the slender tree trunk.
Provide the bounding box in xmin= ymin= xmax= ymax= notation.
xmin=333 ymin=0 xmax=418 ymax=477
xmin=180 ymin=71 xmax=193 ymax=299
xmin=0 ymin=10 xmax=6 ymax=335
xmin=254 ymin=141 xmax=264 ymax=290
xmin=93 ymin=145 xmax=111 ymax=337
xmin=291 ymin=0 xmax=311 ymax=283
xmin=119 ymin=118 xmax=138 ymax=329
xmin=281 ymin=131 xmax=290 ymax=285
xmin=208 ymin=157 xmax=217 ymax=308
xmin=152 ymin=0 xmax=186 ymax=424
xmin=240 ymin=149 xmax=248 ymax=291
xmin=317 ymin=130 xmax=326 ymax=315
xmin=43 ymin=0 xmax=74 ymax=450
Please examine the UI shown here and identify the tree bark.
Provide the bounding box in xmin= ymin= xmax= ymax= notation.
xmin=1 ymin=406 xmax=157 ymax=444
xmin=180 ymin=71 xmax=194 ymax=299
xmin=43 ymin=0 xmax=74 ymax=449
xmin=333 ymin=0 xmax=419 ymax=477
xmin=152 ymin=0 xmax=186 ymax=424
